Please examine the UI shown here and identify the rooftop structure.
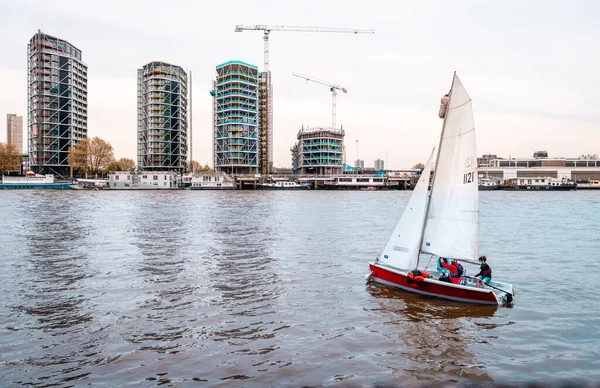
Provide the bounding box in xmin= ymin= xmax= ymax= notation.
xmin=27 ymin=30 xmax=87 ymax=178
xmin=212 ymin=60 xmax=260 ymax=174
xmin=291 ymin=126 xmax=344 ymax=175
xmin=479 ymin=152 xmax=600 ymax=181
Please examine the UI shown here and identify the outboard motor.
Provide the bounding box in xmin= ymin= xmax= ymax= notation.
xmin=502 ymin=293 xmax=514 ymax=305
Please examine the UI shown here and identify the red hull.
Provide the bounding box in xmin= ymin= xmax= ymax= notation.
xmin=368 ymin=263 xmax=498 ymax=305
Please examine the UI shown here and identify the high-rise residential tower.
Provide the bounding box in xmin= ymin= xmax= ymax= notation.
xmin=27 ymin=30 xmax=87 ymax=177
xmin=211 ymin=60 xmax=260 ymax=174
xmin=137 ymin=61 xmax=188 ymax=172
xmin=6 ymin=114 xmax=24 ymax=154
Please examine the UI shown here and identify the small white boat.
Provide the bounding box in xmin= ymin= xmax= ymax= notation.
xmin=478 ymin=178 xmax=498 ymax=191
xmin=257 ymin=181 xmax=310 ymax=190
xmin=576 ymin=180 xmax=600 ymax=190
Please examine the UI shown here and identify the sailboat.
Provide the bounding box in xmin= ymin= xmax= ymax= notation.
xmin=366 ymin=73 xmax=515 ymax=306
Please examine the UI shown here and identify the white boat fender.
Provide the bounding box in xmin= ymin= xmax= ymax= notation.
xmin=365 ymin=272 xmax=372 ymax=282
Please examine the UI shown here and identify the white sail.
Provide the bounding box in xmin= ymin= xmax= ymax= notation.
xmin=421 ymin=74 xmax=479 ymax=261
xmin=379 ymin=149 xmax=434 ymax=270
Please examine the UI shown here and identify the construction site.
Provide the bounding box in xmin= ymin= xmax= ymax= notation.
xmin=223 ymin=25 xmax=374 ymax=178
xmin=291 ymin=126 xmax=345 ymax=175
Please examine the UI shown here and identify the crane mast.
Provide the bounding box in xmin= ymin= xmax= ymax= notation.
xmin=234 ymin=24 xmax=373 ymax=174
xmin=292 ymin=72 xmax=347 ymax=129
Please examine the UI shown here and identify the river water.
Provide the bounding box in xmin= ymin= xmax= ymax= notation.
xmin=0 ymin=190 xmax=599 ymax=387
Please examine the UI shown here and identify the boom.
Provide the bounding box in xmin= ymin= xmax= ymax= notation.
xmin=292 ymin=72 xmax=347 ymax=129
xmin=235 ymin=24 xmax=375 ymax=71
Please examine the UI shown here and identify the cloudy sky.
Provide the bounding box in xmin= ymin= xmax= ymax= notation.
xmin=0 ymin=0 xmax=598 ymax=169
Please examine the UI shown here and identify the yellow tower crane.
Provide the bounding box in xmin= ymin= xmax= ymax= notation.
xmin=292 ymin=72 xmax=347 ymax=129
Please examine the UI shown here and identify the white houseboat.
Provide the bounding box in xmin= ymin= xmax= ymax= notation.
xmin=319 ymin=175 xmax=399 ymax=190
xmin=257 ymin=181 xmax=310 ymax=190
xmin=189 ymin=173 xmax=235 ymax=190
xmin=498 ymin=176 xmax=576 ymax=191
xmin=107 ymin=171 xmax=181 ymax=190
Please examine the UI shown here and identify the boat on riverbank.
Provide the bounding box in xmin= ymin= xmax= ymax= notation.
xmin=257 ymin=181 xmax=310 ymax=190
xmin=0 ymin=174 xmax=72 ymax=190
xmin=367 ymin=73 xmax=514 ymax=306
xmin=189 ymin=173 xmax=235 ymax=190
xmin=107 ymin=171 xmax=183 ymax=190
xmin=576 ymin=180 xmax=600 ymax=190
xmin=498 ymin=176 xmax=576 ymax=191
xmin=319 ymin=175 xmax=399 ymax=190
xmin=478 ymin=178 xmax=499 ymax=191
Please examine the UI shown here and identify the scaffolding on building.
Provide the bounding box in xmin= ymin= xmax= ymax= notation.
xmin=291 ymin=126 xmax=345 ymax=175
xmin=137 ymin=61 xmax=188 ymax=172
xmin=212 ymin=61 xmax=260 ymax=175
xmin=259 ymin=71 xmax=273 ymax=175
xmin=27 ymin=30 xmax=88 ymax=178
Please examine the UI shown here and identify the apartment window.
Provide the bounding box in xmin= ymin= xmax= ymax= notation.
xmin=153 ymin=175 xmax=158 ymax=180
xmin=115 ymin=175 xmax=119 ymax=180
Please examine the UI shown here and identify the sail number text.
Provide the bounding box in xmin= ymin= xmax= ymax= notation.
xmin=463 ymin=171 xmax=475 ymax=184
xmin=464 ymin=156 xmax=475 ymax=169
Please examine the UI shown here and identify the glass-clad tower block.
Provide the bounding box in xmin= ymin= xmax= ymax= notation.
xmin=137 ymin=61 xmax=188 ymax=172
xmin=211 ymin=61 xmax=259 ymax=175
xmin=27 ymin=30 xmax=87 ymax=177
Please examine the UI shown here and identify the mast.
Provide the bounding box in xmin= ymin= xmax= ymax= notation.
xmin=189 ymin=70 xmax=192 ymax=172
xmin=418 ymin=72 xmax=457 ymax=256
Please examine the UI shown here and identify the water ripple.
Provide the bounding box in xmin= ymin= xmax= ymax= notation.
xmin=1 ymin=190 xmax=599 ymax=386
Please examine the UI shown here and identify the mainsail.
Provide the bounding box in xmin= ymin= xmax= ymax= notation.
xmin=421 ymin=74 xmax=479 ymax=261
xmin=379 ymin=149 xmax=434 ymax=270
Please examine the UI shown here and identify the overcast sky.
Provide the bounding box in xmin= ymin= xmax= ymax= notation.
xmin=0 ymin=0 xmax=598 ymax=169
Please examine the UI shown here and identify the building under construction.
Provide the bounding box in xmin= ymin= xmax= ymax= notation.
xmin=291 ymin=126 xmax=345 ymax=175
xmin=211 ymin=60 xmax=260 ymax=174
xmin=260 ymin=71 xmax=273 ymax=174
xmin=137 ymin=61 xmax=188 ymax=172
xmin=27 ymin=30 xmax=87 ymax=178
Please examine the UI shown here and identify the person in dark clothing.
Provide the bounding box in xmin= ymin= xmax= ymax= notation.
xmin=475 ymin=255 xmax=492 ymax=288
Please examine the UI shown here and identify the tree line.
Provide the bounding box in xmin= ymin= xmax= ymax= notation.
xmin=0 ymin=136 xmax=208 ymax=176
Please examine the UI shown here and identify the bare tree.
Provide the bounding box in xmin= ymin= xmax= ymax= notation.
xmin=0 ymin=143 xmax=21 ymax=175
xmin=412 ymin=162 xmax=425 ymax=170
